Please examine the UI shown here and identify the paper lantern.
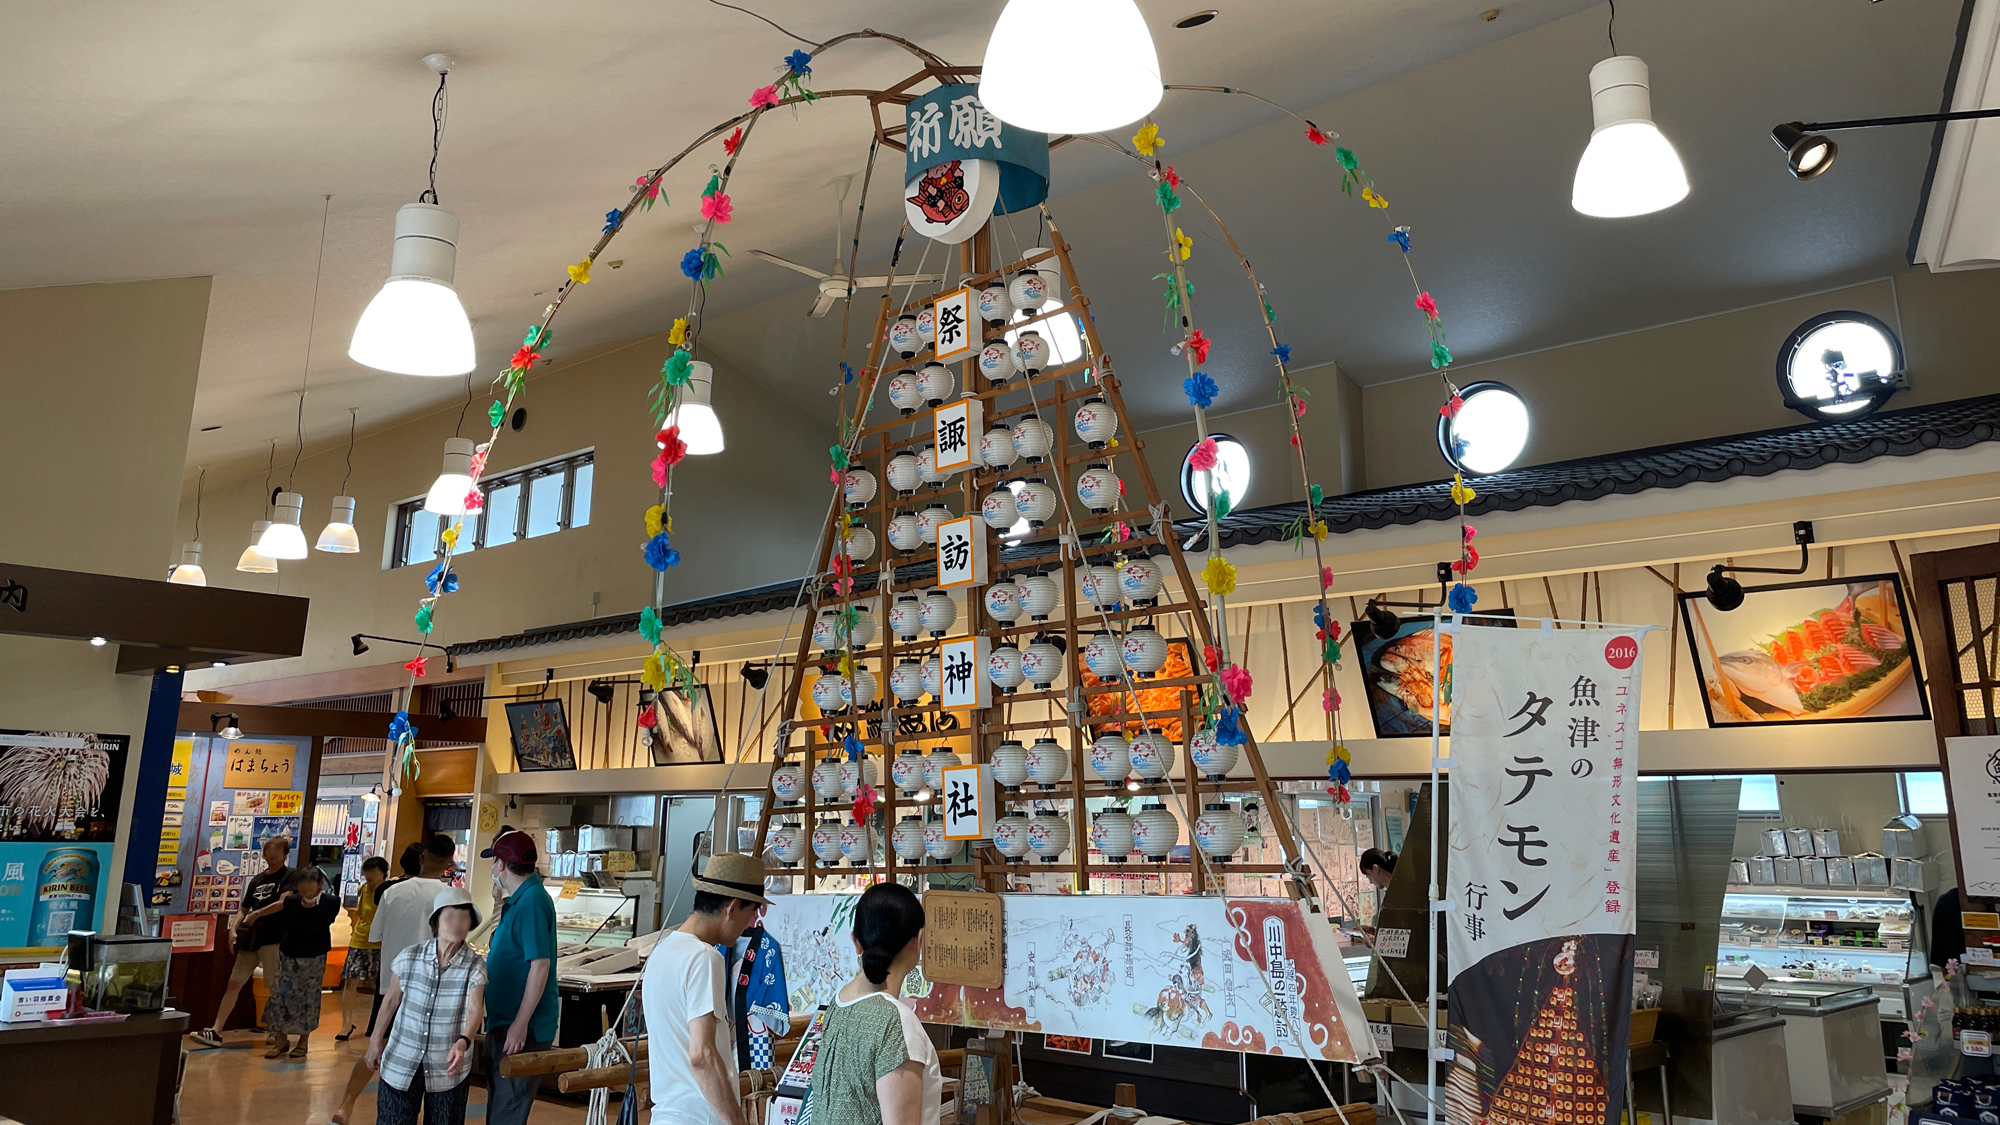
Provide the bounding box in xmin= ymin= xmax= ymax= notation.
xmin=993 ymin=812 xmax=1033 ymax=860
xmin=921 ymin=590 xmax=958 ymax=637
xmin=1008 ymin=268 xmax=1049 ymax=313
xmin=839 ymin=756 xmax=878 ymax=797
xmin=916 ymin=305 xmax=937 ymax=349
xmin=916 ymin=443 xmax=945 ymax=486
xmin=1189 ymin=726 xmax=1239 ymax=780
xmin=887 ymin=450 xmax=923 ymax=494
xmin=888 ymin=512 xmax=925 ymax=555
xmin=919 ymin=361 xmax=954 ymax=408
xmin=889 ymin=595 xmax=923 ymax=641
xmin=1083 ymin=632 xmax=1124 ymax=679
xmin=979 ymin=279 xmax=1013 ymax=327
xmin=1014 ymin=329 xmax=1051 ymax=376
xmin=917 ymin=502 xmax=953 ymax=545
xmin=1075 ymin=462 xmax=1121 ymax=514
xmin=1092 ymin=808 xmax=1135 ymax=861
xmin=892 ymin=815 xmax=928 ymax=861
xmin=1017 ymin=572 xmax=1060 ymax=620
xmin=889 ymin=313 xmax=921 ymax=359
xmin=888 ymin=369 xmax=925 ymax=415
xmin=891 ymin=747 xmax=927 ymax=794
xmin=1027 ymin=811 xmax=1070 ymax=863
xmin=989 ymin=643 xmax=1026 ymax=693
xmin=1011 ymin=414 xmax=1053 ymax=462
xmin=978 ymin=342 xmax=1015 ymax=387
xmin=1081 ymin=565 xmax=1123 ymax=610
xmin=842 ymin=524 xmax=876 ymax=562
xmin=1134 ymin=803 xmax=1179 ymax=860
xmin=1015 ymin=478 xmax=1056 ymax=529
xmin=1195 ymin=803 xmax=1245 ymax=860
xmin=839 ymin=819 xmax=875 ymax=865
xmin=924 ymin=820 xmax=955 ymax=861
xmin=890 ymin=660 xmax=926 ymax=704
xmin=1023 ymin=639 xmax=1063 ymax=689
xmin=920 ymin=656 xmax=943 ymax=698
xmin=813 ymin=757 xmax=845 ymax=800
xmin=1025 ymin=736 xmax=1068 ymax=787
xmin=771 ymin=761 xmax=807 ymax=804
xmin=1074 ymin=395 xmax=1118 ymax=448
xmin=771 ymin=822 xmax=806 ymax=865
xmin=992 ymin=739 xmax=1029 ymax=789
xmin=984 ymin=579 xmax=1025 ymax=624
xmin=923 ymin=746 xmax=962 ymax=791
xmin=811 ymin=670 xmax=849 ymax=712
xmin=847 ymin=667 xmax=879 ymax=709
xmin=842 ymin=468 xmax=877 ymax=509
xmin=1122 ymin=624 xmax=1168 ymax=675
xmin=1117 ymin=556 xmax=1164 ymax=605
xmin=981 ymin=423 xmax=1018 ymax=469
xmin=982 ymin=486 xmax=1022 ymax=531
xmin=848 ymin=605 xmax=877 ymax=647
xmin=1130 ymin=731 xmax=1175 ymax=780
xmin=1088 ymin=732 xmax=1131 ymax=785
xmin=812 ymin=609 xmax=844 ymax=653
xmin=812 ymin=817 xmax=843 ymax=863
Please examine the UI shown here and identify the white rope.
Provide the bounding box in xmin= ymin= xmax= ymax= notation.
xmin=582 ymin=1025 xmax=634 ymax=1125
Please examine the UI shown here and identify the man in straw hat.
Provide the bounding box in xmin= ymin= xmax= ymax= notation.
xmin=643 ymin=852 xmax=770 ymax=1125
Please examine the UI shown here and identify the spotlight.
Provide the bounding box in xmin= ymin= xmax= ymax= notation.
xmin=1704 ymin=566 xmax=1746 ymax=612
xmin=361 ymin=786 xmax=382 ymax=803
xmin=210 ymin=712 xmax=243 ymax=739
xmin=352 ymin=634 xmax=369 ymax=656
xmin=587 ymin=680 xmax=616 ymax=705
xmin=89 ymin=636 xmax=107 ymax=647
xmin=1364 ymin=601 xmax=1403 ymax=640
xmin=740 ymin=664 xmax=770 ymax=691
xmin=1771 ymin=122 xmax=1836 ymax=180
xmin=437 ymin=699 xmax=457 ymax=723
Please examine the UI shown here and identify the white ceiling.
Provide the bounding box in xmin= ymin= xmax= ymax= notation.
xmin=0 ymin=0 xmax=1966 ymax=491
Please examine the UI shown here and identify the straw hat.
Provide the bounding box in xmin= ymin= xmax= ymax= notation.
xmin=430 ymin=884 xmax=484 ymax=930
xmin=693 ymin=852 xmax=771 ymax=906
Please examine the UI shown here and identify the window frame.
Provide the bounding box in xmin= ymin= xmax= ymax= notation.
xmin=391 ymin=448 xmax=594 ymax=568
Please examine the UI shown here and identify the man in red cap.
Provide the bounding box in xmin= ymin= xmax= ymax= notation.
xmin=482 ymin=828 xmax=558 ymax=1124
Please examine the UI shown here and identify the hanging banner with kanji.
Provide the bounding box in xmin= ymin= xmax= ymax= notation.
xmin=1444 ymin=623 xmax=1644 ymax=1125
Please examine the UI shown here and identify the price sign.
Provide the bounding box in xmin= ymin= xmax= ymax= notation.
xmin=936 ymin=516 xmax=986 ymax=589
xmin=932 ymin=287 xmax=974 ymax=363
xmin=1368 ymin=1021 xmax=1393 ymax=1055
xmin=938 ymin=636 xmax=991 ymax=711
xmin=222 ymin=741 xmax=295 ymax=788
xmin=1636 ymin=949 xmax=1660 ymax=969
xmin=932 ymin=398 xmax=983 ymax=475
xmin=1966 ymin=1029 xmax=1993 ymax=1057
xmin=941 ymin=763 xmax=994 ymax=841
xmin=560 ymin=878 xmax=584 ymax=900
xmin=165 ymin=915 xmax=215 ymax=952
xmin=1375 ymin=927 xmax=1412 ymax=959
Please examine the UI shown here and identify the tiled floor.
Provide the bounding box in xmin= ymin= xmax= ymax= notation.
xmin=179 ymin=1010 xmax=595 ymax=1124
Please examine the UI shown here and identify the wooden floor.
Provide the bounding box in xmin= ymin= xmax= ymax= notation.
xmin=180 ymin=1007 xmax=593 ymax=1124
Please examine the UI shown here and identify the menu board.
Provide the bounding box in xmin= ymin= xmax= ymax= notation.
xmin=919 ymin=890 xmax=1003 ymax=988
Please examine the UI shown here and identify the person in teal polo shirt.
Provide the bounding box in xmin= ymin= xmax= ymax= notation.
xmin=481 ymin=829 xmax=559 ymax=1125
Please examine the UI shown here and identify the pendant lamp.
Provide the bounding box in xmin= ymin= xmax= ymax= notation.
xmin=666 ymin=360 xmax=725 ymax=455
xmin=316 ymin=409 xmax=362 ymax=552
xmin=257 ymin=492 xmax=310 ymax=559
xmin=979 ymin=0 xmax=1162 ymax=135
xmin=1571 ymin=56 xmax=1688 ymax=218
xmin=348 ymin=54 xmax=476 ymax=377
xmin=170 ymin=465 xmax=209 ymax=585
xmin=237 ymin=521 xmax=278 ymax=574
xmin=425 ymin=437 xmax=477 ymax=515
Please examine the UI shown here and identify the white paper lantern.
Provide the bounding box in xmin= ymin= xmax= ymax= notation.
xmin=1189 ymin=727 xmax=1239 ymax=780
xmin=1134 ymin=802 xmax=1180 ymax=860
xmin=812 ymin=609 xmax=844 ymax=653
xmin=839 ymin=756 xmax=878 ymax=797
xmin=889 ymin=595 xmax=923 ymax=641
xmin=891 ymin=747 xmax=927 ymax=794
xmin=920 ymin=655 xmax=943 ymax=698
xmin=915 ymin=305 xmax=937 ymax=349
xmin=887 ymin=450 xmax=923 ymax=494
xmin=811 ymin=817 xmax=843 ymax=863
xmin=921 ymin=590 xmax=958 ymax=637
xmin=1014 ymin=329 xmax=1050 ymax=376
xmin=888 ymin=512 xmax=925 ymax=555
xmin=1118 ymin=556 xmax=1164 ymax=605
xmin=923 ymin=746 xmax=962 ymax=791
xmin=839 ymin=819 xmax=875 ymax=865
xmin=982 ymin=486 xmax=1021 ymax=531
xmin=980 ymin=424 xmax=1018 ymax=469
xmin=1123 ymin=625 xmax=1168 ymax=675
xmin=1017 ymin=572 xmax=1060 ymax=620
xmin=892 ymin=815 xmax=928 ymax=861
xmin=842 ymin=525 xmax=876 ymax=562
xmin=1195 ymin=803 xmax=1246 ymax=860
xmin=1089 ymin=732 xmax=1131 ymax=785
xmin=1008 ymin=268 xmax=1050 ymax=313
xmin=811 ymin=671 xmax=849 ymax=713
xmin=992 ymin=739 xmax=1029 ymax=789
xmin=984 ymin=579 xmax=1024 ymax=624
xmin=1011 ymin=414 xmax=1053 ymax=462
xmin=1027 ymin=811 xmax=1071 ymax=863
xmin=842 ymin=468 xmax=877 ymax=509
xmin=919 ymin=361 xmax=954 ymax=408
xmin=1015 ymin=478 xmax=1056 ymax=529
xmin=978 ymin=343 xmax=1015 ymax=387
xmin=1092 ymin=808 xmax=1135 ymax=861
xmin=813 ymin=758 xmax=845 ymax=800
xmin=1081 ymin=565 xmax=1123 ymax=610
xmin=848 ymin=605 xmax=877 ymax=647
xmin=993 ymin=812 xmax=1033 ymax=860
xmin=848 ymin=667 xmax=879 ymax=709
xmin=1022 ymin=639 xmax=1063 ymax=689
xmin=988 ymin=643 xmax=1026 ymax=693
xmin=979 ymin=279 xmax=1013 ymax=327
xmin=1130 ymin=731 xmax=1175 ymax=780
xmin=924 ymin=820 xmax=955 ymax=861
xmin=888 ymin=369 xmax=925 ymax=415
xmin=1076 ymin=462 xmax=1121 ymax=514
xmin=1083 ymin=632 xmax=1124 ymax=679
xmin=1025 ymin=737 xmax=1069 ymax=787
xmin=771 ymin=822 xmax=807 ymax=864
xmin=771 ymin=761 xmax=808 ymax=803
xmin=890 ymin=660 xmax=926 ymax=703
xmin=917 ymin=503 xmax=953 ymax=545
xmin=889 ymin=313 xmax=921 ymax=359
xmin=1074 ymin=395 xmax=1118 ymax=448
xmin=916 ymin=443 xmax=945 ymax=486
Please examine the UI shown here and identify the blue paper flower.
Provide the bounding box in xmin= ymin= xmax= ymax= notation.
xmin=843 ymin=733 xmax=863 ymax=761
xmin=1388 ymin=227 xmax=1411 ymax=253
xmin=841 ymin=361 xmax=856 ymax=386
xmin=1312 ymin=604 xmax=1327 ymax=630
xmin=680 ymin=247 xmax=707 ymax=279
xmin=1270 ymin=343 xmax=1291 ymax=365
xmin=784 ymin=49 xmax=813 ymax=75
xmin=424 ymin=561 xmax=459 ymax=596
xmin=1183 ymin=371 xmax=1218 ymax=410
xmin=1215 ymin=707 xmax=1247 ymax=746
xmin=387 ymin=710 xmax=416 ymax=743
xmin=603 ymin=208 xmax=623 ymax=233
xmin=643 ymin=532 xmax=681 ymax=571
xmin=1447 ymin=583 xmax=1479 ymax=614
xmin=1330 ymin=758 xmax=1352 ymax=784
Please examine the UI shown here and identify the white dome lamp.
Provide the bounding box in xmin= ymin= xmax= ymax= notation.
xmin=979 ymin=0 xmax=1163 ymax=135
xmin=257 ymin=492 xmax=311 ymax=560
xmin=666 ymin=360 xmax=725 ymax=455
xmin=425 ymin=437 xmax=478 ymax=516
xmin=236 ymin=521 xmax=278 ymax=574
xmin=317 ymin=409 xmax=363 ymax=553
xmin=1572 ymin=55 xmax=1689 ymax=219
xmin=169 ymin=543 xmax=207 ymax=587
xmin=349 ymin=54 xmax=477 ymax=377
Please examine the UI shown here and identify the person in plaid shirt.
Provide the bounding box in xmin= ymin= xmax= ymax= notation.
xmin=365 ymin=886 xmax=488 ymax=1125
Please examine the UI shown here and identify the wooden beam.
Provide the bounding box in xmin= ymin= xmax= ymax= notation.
xmin=0 ymin=560 xmax=308 ymax=673
xmin=176 ymin=703 xmax=488 ymax=743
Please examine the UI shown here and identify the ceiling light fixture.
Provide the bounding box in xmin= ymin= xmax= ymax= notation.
xmin=349 ymin=53 xmax=476 ymax=377
xmin=352 ymin=634 xmax=369 ymax=656
xmin=317 ymin=408 xmax=362 ymax=553
xmin=980 ymin=0 xmax=1163 ymax=135
xmin=740 ymin=664 xmax=770 ymax=691
xmin=666 ymin=361 xmax=725 ymax=455
xmin=170 ymin=465 xmax=209 ymax=586
xmin=258 ymin=489 xmax=310 ymax=559
xmin=1181 ymin=433 xmax=1252 ymax=515
xmin=238 ymin=442 xmax=281 ymax=573
xmin=1438 ymin=381 xmax=1531 ymax=474
xmin=1572 ymin=55 xmax=1688 ymax=218
xmin=587 ymin=680 xmax=617 ymax=705
xmin=1771 ymin=122 xmax=1836 ymax=180
xmin=211 ymin=712 xmax=244 ymax=739
xmin=263 ymin=194 xmax=334 ymax=562
xmin=89 ymin=636 xmax=107 ymax=647
xmin=425 ymin=437 xmax=478 ymax=515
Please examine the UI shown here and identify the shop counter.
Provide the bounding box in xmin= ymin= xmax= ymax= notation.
xmin=0 ymin=1009 xmax=188 ymax=1125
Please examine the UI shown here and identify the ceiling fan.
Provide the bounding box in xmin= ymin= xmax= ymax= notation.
xmin=750 ymin=176 xmax=943 ymax=317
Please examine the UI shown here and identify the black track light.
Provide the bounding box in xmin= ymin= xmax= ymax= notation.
xmin=1704 ymin=567 xmax=1746 ymax=612
xmin=210 ymin=712 xmax=242 ymax=739
xmin=1365 ymin=600 xmax=1403 ymax=641
xmin=740 ymin=664 xmax=770 ymax=690
xmin=351 ymin=634 xmax=368 ymax=656
xmin=1771 ymin=122 xmax=1836 ymax=180
xmin=587 ymin=680 xmax=616 ymax=705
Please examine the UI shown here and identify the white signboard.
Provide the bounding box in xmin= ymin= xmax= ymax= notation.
xmin=933 ymin=288 xmax=975 ymax=363
xmin=1447 ymin=624 xmax=1643 ymax=976
xmin=936 ymin=515 xmax=986 ymax=589
xmin=939 ymin=635 xmax=992 ymax=711
xmin=941 ymin=763 xmax=993 ymax=841
xmin=1945 ymin=735 xmax=2000 ymax=896
xmin=933 ymin=397 xmax=982 ymax=474
xmin=1374 ymin=927 xmax=1411 ymax=959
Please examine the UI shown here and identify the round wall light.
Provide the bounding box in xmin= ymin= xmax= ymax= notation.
xmin=1437 ymin=381 xmax=1531 ymax=475
xmin=1776 ymin=311 xmax=1902 ymax=422
xmin=1181 ymin=432 xmax=1252 ymax=514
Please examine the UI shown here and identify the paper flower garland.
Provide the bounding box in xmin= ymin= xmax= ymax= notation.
xmin=1202 ymin=556 xmax=1237 ymax=597
xmin=568 ymin=260 xmax=592 ymax=285
xmin=643 ymin=532 xmax=681 ymax=571
xmin=1132 ymin=122 xmax=1163 ymax=156
xmin=1447 ymin=583 xmax=1479 ymax=614
xmin=404 ymin=655 xmax=428 ymax=678
xmin=749 ymin=85 xmax=779 ymax=108
xmin=1183 ymin=371 xmax=1217 ymax=409
xmin=1186 ymin=328 xmax=1211 ymax=364
xmin=1173 ymin=227 xmax=1193 ymax=261
xmin=1187 ymin=436 xmax=1218 ymax=472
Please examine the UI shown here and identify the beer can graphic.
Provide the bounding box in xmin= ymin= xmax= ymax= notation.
xmin=29 ymin=847 xmax=99 ymax=946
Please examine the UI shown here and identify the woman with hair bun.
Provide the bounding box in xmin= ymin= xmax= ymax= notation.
xmin=807 ymin=883 xmax=940 ymax=1125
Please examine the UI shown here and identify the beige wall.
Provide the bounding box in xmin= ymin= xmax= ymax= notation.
xmin=186 ymin=331 xmax=831 ymax=689
xmin=1136 ymin=360 xmax=1368 ymax=517
xmin=0 ymin=276 xmax=212 ymax=925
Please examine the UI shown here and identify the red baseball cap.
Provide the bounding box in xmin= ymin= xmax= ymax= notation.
xmin=480 ymin=828 xmax=537 ymax=866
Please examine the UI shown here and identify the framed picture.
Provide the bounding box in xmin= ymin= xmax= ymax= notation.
xmin=1679 ymin=573 xmax=1925 ymax=726
xmin=1101 ymin=1039 xmax=1154 ymax=1063
xmin=1356 ymin=611 xmax=1517 ymax=738
xmin=504 ymin=699 xmax=578 ymax=771
xmin=648 ymin=685 xmax=724 ymax=765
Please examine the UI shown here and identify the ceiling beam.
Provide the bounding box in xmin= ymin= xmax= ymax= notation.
xmin=179 ymin=703 xmax=488 ymax=743
xmin=0 ymin=560 xmax=308 ymax=673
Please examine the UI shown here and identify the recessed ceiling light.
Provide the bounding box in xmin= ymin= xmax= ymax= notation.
xmin=1175 ymin=10 xmax=1218 ymax=28
xmin=89 ymin=636 xmax=107 ymax=647
xmin=1481 ymin=8 xmax=1500 ymax=21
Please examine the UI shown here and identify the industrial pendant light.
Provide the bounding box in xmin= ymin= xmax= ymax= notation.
xmin=170 ymin=467 xmax=209 ymax=586
xmin=979 ymin=0 xmax=1162 ymax=135
xmin=349 ymin=53 xmax=476 ymax=377
xmin=425 ymin=437 xmax=477 ymax=515
xmin=317 ymin=408 xmax=361 ymax=552
xmin=239 ymin=442 xmax=282 ymax=573
xmin=258 ymin=490 xmax=310 ymax=559
xmin=666 ymin=360 xmax=725 ymax=455
xmin=261 ymin=195 xmax=332 ymax=561
xmin=1571 ymin=55 xmax=1687 ymax=217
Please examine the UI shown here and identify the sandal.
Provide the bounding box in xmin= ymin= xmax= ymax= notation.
xmin=289 ymin=1045 xmax=307 ymax=1058
xmin=334 ymin=1027 xmax=355 ymax=1042
xmin=264 ymin=1046 xmax=286 ymax=1059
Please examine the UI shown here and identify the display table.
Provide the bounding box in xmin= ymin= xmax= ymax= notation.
xmin=0 ymin=1010 xmax=188 ymax=1125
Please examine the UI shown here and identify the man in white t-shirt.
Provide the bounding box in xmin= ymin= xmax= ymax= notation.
xmin=643 ymin=853 xmax=769 ymax=1125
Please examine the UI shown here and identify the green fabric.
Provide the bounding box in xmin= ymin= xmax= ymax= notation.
xmin=485 ymin=874 xmax=560 ymax=1042
xmin=808 ymin=994 xmax=910 ymax=1125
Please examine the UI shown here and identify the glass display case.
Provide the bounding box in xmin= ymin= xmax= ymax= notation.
xmin=550 ymin=882 xmax=639 ymax=949
xmin=1718 ymin=888 xmax=1932 ymax=1021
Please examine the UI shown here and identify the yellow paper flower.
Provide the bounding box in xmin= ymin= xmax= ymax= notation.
xmin=641 ymin=653 xmax=668 ymax=690
xmin=568 ymin=259 xmax=592 ymax=285
xmin=1106 ymin=437 xmax=1120 ymax=448
xmin=1133 ymin=122 xmax=1163 ymax=157
xmin=668 ymin=318 xmax=688 ymax=346
xmin=1362 ymin=187 xmax=1389 ymax=210
xmin=1173 ymin=228 xmax=1193 ymax=261
xmin=645 ymin=504 xmax=665 ymax=537
xmin=440 ymin=525 xmax=459 ymax=548
xmin=1450 ymin=473 xmax=1477 ymax=507
xmin=1202 ymin=555 xmax=1237 ymax=597
xmin=838 ymin=653 xmax=854 ymax=678
xmin=1310 ymin=519 xmax=1328 ymax=541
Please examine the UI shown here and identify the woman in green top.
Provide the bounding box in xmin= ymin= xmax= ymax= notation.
xmin=808 ymin=884 xmax=940 ymax=1125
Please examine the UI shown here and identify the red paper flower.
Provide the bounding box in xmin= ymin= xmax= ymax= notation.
xmin=1289 ymin=433 xmax=1301 ymax=448
xmin=638 ymin=706 xmax=659 ymax=729
xmin=468 ymin=449 xmax=489 ymax=481
xmin=404 ymin=655 xmax=428 ymax=678
xmin=1187 ymin=436 xmax=1219 ymax=472
xmin=462 ymin=488 xmax=485 ymax=513
xmin=1162 ymin=165 xmax=1180 ymax=188
xmin=656 ymin=425 xmax=688 ymax=467
xmin=636 ymin=173 xmax=663 ymax=201
xmin=1186 ymin=328 xmax=1211 ymax=365
xmin=1203 ymin=644 xmax=1222 ymax=672
xmin=1414 ymin=291 xmax=1439 ymax=319
xmin=723 ymin=127 xmax=743 ymax=156
xmin=1305 ymin=125 xmax=1330 ymax=146
xmin=749 ymin=85 xmax=779 ymax=108
xmin=1292 ymin=394 xmax=1307 ymax=418
xmin=1439 ymin=394 xmax=1464 ymax=419
xmin=853 ymin=784 xmax=879 ymax=819
xmin=511 ymin=345 xmax=540 ymax=371
xmin=1320 ymin=566 xmax=1334 ymax=590
xmin=1220 ymin=664 xmax=1253 ymax=702
xmin=700 ymin=193 xmax=733 ymax=223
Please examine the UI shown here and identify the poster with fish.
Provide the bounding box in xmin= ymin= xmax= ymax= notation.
xmin=1356 ymin=612 xmax=1515 ymax=737
xmin=1679 ymin=573 xmax=1924 ymax=725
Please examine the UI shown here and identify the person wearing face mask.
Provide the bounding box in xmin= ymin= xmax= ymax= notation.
xmin=367 ymin=886 xmax=489 ymax=1125
xmin=258 ymin=867 xmax=342 ymax=1058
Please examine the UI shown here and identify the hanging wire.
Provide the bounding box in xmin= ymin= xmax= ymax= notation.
xmin=1607 ymin=0 xmax=1618 ymax=54
xmin=421 ymin=72 xmax=448 ymax=204
xmin=261 ymin=440 xmax=278 ymax=514
xmin=704 ymin=0 xmax=816 ymax=45
xmin=340 ymin=409 xmax=357 ymax=495
xmin=193 ymin=466 xmax=205 ymax=542
xmin=454 ymin=369 xmax=473 ymax=436
xmin=288 ymin=195 xmax=331 ymax=490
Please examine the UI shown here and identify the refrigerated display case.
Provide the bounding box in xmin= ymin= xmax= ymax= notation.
xmin=1718 ymin=888 xmax=1931 ymax=1018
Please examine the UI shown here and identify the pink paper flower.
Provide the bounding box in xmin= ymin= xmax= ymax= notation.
xmin=700 ymin=192 xmax=733 ymax=223
xmin=1414 ymin=291 xmax=1438 ymax=318
xmin=1292 ymin=394 xmax=1307 ymax=418
xmin=749 ymin=85 xmax=779 ymax=108
xmin=1323 ymin=687 xmax=1341 ymax=712
xmin=1220 ymin=664 xmax=1253 ymax=702
xmin=1320 ymin=566 xmax=1334 ymax=590
xmin=462 ymin=488 xmax=484 ymax=513
xmin=1187 ymin=436 xmax=1219 ymax=472
xmin=468 ymin=448 xmax=489 ymax=481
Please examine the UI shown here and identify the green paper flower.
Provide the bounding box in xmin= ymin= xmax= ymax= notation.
xmin=1335 ymin=147 xmax=1358 ymax=171
xmin=829 ymin=444 xmax=848 ymax=471
xmin=488 ymin=400 xmax=506 ymax=428
xmin=1431 ymin=341 xmax=1453 ymax=369
xmin=1324 ymin=638 xmax=1342 ymax=664
xmin=524 ymin=325 xmax=547 ymax=348
xmin=1155 ymin=181 xmax=1181 ymax=214
xmin=639 ymin=605 xmax=663 ymax=645
xmin=1309 ymin=484 xmax=1324 ymax=509
xmin=415 ymin=604 xmax=434 ymax=634
xmin=663 ymin=348 xmax=694 ymax=386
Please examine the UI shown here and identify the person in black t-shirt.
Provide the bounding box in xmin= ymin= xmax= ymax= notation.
xmin=260 ymin=868 xmax=342 ymax=1058
xmin=192 ymin=836 xmax=299 ymax=1049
